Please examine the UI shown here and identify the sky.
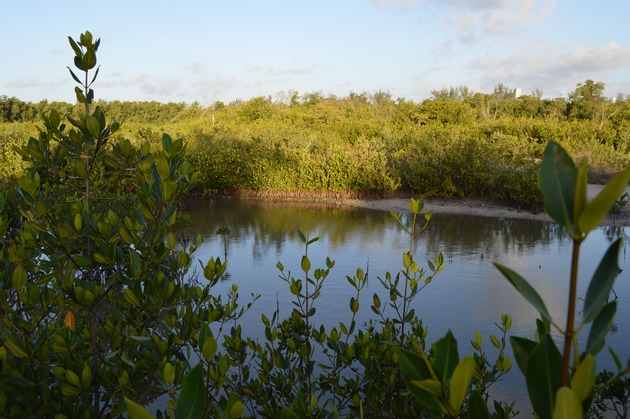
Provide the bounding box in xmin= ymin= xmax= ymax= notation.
xmin=2 ymin=0 xmax=630 ymax=105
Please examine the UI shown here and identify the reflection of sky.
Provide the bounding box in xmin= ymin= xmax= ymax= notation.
xmin=187 ymin=201 xmax=629 ymax=414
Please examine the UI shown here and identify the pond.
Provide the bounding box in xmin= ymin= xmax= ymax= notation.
xmin=184 ymin=198 xmax=630 ymax=414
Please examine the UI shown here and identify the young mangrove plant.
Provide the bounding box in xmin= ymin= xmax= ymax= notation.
xmin=0 ymin=31 xmax=234 ymax=418
xmin=399 ymin=140 xmax=630 ymax=418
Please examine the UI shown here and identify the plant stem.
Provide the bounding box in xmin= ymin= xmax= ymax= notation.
xmin=399 ymin=212 xmax=416 ymax=346
xmin=304 ymin=242 xmax=311 ymax=401
xmin=561 ymin=240 xmax=581 ymax=386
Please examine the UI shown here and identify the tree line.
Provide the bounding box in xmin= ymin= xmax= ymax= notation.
xmin=2 ymin=80 xmax=629 ymax=208
xmin=2 ymin=79 xmax=628 ymax=125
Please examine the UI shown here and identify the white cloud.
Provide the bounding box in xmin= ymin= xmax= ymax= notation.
xmin=5 ymin=78 xmax=45 ymax=88
xmin=139 ymin=78 xmax=182 ymax=96
xmin=189 ymin=62 xmax=204 ymax=74
xmin=371 ymin=0 xmax=557 ymax=38
xmin=470 ymin=41 xmax=630 ymax=95
xmin=246 ymin=64 xmax=319 ymax=77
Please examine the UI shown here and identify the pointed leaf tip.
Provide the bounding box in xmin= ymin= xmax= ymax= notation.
xmin=540 ymin=141 xmax=577 ymax=229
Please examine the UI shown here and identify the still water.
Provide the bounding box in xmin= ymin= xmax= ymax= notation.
xmin=184 ymin=198 xmax=629 ymax=413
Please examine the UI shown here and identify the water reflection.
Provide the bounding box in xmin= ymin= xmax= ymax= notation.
xmin=184 ymin=198 xmax=629 ymax=414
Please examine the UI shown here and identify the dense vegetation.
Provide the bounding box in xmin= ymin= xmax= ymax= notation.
xmin=3 ymin=80 xmax=630 ymax=208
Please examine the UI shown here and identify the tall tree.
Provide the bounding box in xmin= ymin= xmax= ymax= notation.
xmin=568 ymin=79 xmax=606 ymax=123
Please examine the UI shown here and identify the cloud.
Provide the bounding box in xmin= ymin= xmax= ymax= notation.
xmin=470 ymin=41 xmax=630 ymax=95
xmin=5 ymin=77 xmax=45 ymax=88
xmin=99 ymin=74 xmax=183 ymax=98
xmin=246 ymin=64 xmax=319 ymax=77
xmin=371 ymin=0 xmax=557 ymax=38
xmin=180 ymin=75 xmax=240 ymax=103
xmin=189 ymin=62 xmax=204 ymax=74
xmin=138 ymin=78 xmax=182 ymax=96
xmin=561 ymin=42 xmax=630 ymax=73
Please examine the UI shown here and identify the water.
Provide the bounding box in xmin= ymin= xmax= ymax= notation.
xmin=184 ymin=198 xmax=630 ymax=414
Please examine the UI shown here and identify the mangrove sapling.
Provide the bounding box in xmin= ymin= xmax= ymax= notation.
xmin=342 ymin=197 xmax=445 ymax=417
xmin=387 ymin=198 xmax=444 ymax=344
xmin=275 ymin=230 xmax=335 ymax=414
xmin=396 ymin=313 xmax=515 ymax=418
xmin=0 ymin=31 xmax=243 ymax=418
xmin=496 ymin=141 xmax=630 ymax=418
xmin=399 ymin=140 xmax=630 ymax=419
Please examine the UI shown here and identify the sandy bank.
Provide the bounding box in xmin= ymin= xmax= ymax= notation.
xmin=343 ymin=184 xmax=630 ymax=227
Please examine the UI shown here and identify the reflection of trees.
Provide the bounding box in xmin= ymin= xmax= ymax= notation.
xmin=601 ymin=225 xmax=628 ymax=242
xmin=393 ymin=212 xmax=569 ymax=260
xmin=183 ymin=199 xmax=393 ymax=259
xmin=184 ymin=200 xmax=581 ymax=265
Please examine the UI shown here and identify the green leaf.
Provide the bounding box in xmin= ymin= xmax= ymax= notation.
xmin=161 ymin=133 xmax=173 ymax=153
xmin=76 ymin=159 xmax=88 ymax=178
xmin=526 ymin=334 xmax=562 ymax=419
xmin=68 ymin=37 xmax=83 ymax=57
xmin=466 ymin=390 xmax=491 ymax=419
xmin=90 ymin=66 xmax=100 ymax=86
xmin=297 ymin=229 xmax=307 ymax=244
xmin=573 ymin=160 xmax=588 ymax=227
xmin=539 ymin=141 xmax=577 ymax=229
xmin=301 ymin=255 xmax=311 ymax=273
xmin=81 ymin=365 xmax=91 ymax=388
xmin=399 ymin=349 xmax=445 ymax=412
xmin=490 ymin=335 xmax=501 ymax=349
xmin=403 ymin=252 xmax=411 ymax=269
xmin=5 ymin=374 xmax=35 ymax=387
xmin=609 ymin=347 xmax=622 ymax=370
xmin=74 ymin=213 xmax=83 ymax=231
xmin=202 ymin=338 xmax=217 ymax=362
xmin=86 ymin=115 xmax=101 ymax=137
xmin=570 ymin=354 xmax=595 ymax=401
xmin=411 ymin=379 xmax=442 ymax=396
xmin=495 ymin=263 xmax=553 ymax=325
xmin=431 ymin=330 xmax=459 ymax=382
xmin=66 ymin=370 xmax=81 ymax=388
xmin=12 ymin=264 xmax=27 ymax=289
xmin=449 ymin=356 xmax=474 ymax=413
xmin=167 ymin=232 xmax=176 ymax=250
xmin=373 ymin=293 xmax=381 ymax=309
xmin=409 ymin=197 xmax=423 ymax=213
xmin=74 ymin=86 xmax=86 ymax=103
xmin=229 ymin=400 xmax=244 ymax=418
xmin=175 ymin=364 xmax=205 ymax=419
xmin=4 ymin=338 xmax=28 ymax=358
xmin=586 ymin=301 xmax=616 ymax=356
xmin=553 ymin=387 xmax=582 ymax=419
xmin=83 ymin=49 xmax=97 ymax=70
xmin=579 ymin=165 xmax=630 ymax=234
xmin=349 ymin=297 xmax=359 ymax=314
xmin=123 ymin=288 xmax=142 ymax=307
xmin=67 ymin=67 xmax=82 ymax=84
xmin=155 ymin=157 xmax=170 ymax=180
xmin=93 ymin=253 xmax=111 ymax=266
xmin=281 ymin=408 xmax=301 ymax=419
xmin=582 ymin=239 xmax=621 ymax=323
xmin=163 ymin=362 xmax=175 ymax=384
xmin=125 ymin=397 xmax=155 ymax=419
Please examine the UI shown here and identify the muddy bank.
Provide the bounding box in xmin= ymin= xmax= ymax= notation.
xmin=342 ymin=184 xmax=630 ymax=227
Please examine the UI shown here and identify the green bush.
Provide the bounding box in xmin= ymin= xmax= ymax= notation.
xmin=0 ymin=31 xmax=234 ymax=418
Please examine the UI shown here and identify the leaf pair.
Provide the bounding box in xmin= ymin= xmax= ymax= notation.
xmin=540 ymin=141 xmax=630 ymax=239
xmin=399 ymin=331 xmax=480 ymax=417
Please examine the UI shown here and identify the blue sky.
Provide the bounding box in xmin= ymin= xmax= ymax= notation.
xmin=2 ymin=0 xmax=629 ymax=104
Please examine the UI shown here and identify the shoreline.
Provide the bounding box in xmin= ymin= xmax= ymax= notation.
xmin=342 ymin=184 xmax=630 ymax=227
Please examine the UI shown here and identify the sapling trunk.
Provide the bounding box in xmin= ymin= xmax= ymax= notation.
xmin=561 ymin=240 xmax=581 ymax=386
